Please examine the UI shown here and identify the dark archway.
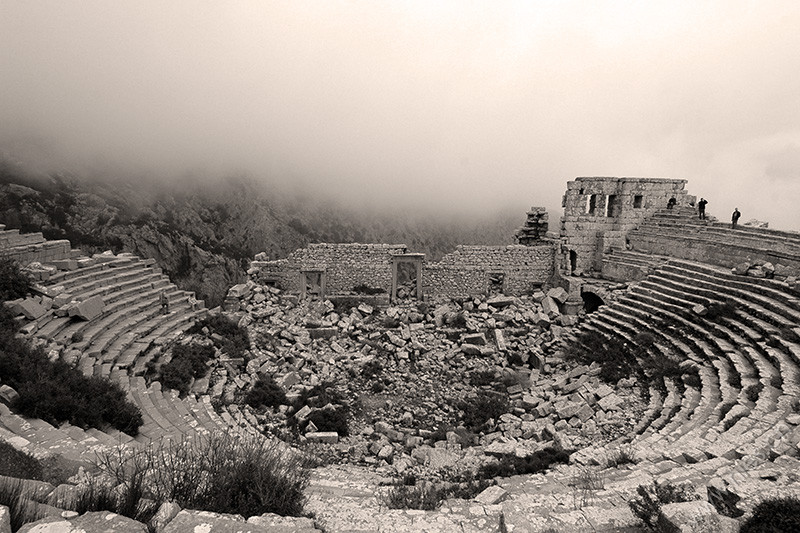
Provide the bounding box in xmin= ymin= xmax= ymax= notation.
xmin=581 ymin=291 xmax=605 ymax=313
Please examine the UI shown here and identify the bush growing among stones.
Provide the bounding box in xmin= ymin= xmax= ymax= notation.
xmin=187 ymin=315 xmax=250 ymax=359
xmin=160 ymin=342 xmax=215 ymax=396
xmin=745 ymin=383 xmax=763 ymax=403
xmin=628 ymin=481 xmax=698 ymax=531
xmin=458 ymin=391 xmax=509 ymax=432
xmin=478 ymin=446 xmax=572 ymax=478
xmin=245 ymin=375 xmax=287 ymax=410
xmin=0 ymin=256 xmax=32 ymax=301
xmin=382 ymin=478 xmax=494 ymax=511
xmin=93 ymin=433 xmax=311 ymax=519
xmin=0 ymin=308 xmax=143 ymax=436
xmin=740 ymin=496 xmax=800 ymax=532
xmin=703 ymin=301 xmax=738 ymax=321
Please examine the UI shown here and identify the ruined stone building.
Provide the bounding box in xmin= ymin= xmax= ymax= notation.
xmin=249 ymin=176 xmax=798 ymax=302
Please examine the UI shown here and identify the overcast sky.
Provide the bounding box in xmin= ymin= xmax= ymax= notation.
xmin=1 ymin=1 xmax=799 ymax=228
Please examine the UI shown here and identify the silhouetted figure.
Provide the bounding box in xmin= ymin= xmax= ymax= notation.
xmin=698 ymin=198 xmax=708 ymax=220
xmin=731 ymin=208 xmax=741 ymax=229
xmin=667 ymin=197 xmax=677 ymax=210
xmin=160 ymin=290 xmax=170 ymax=314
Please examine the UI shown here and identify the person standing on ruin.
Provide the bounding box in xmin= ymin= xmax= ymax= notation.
xmin=160 ymin=290 xmax=170 ymax=314
xmin=731 ymin=208 xmax=741 ymax=229
xmin=698 ymin=198 xmax=708 ymax=220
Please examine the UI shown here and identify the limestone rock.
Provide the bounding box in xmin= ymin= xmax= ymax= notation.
xmin=0 ymin=385 xmax=19 ymax=406
xmin=547 ymin=287 xmax=569 ymax=304
xmin=0 ymin=505 xmax=9 ymax=533
xmin=7 ymin=298 xmax=46 ymax=320
xmin=474 ymin=485 xmax=509 ymax=505
xmin=660 ymin=501 xmax=739 ymax=533
xmin=67 ymin=296 xmax=105 ymax=321
xmin=306 ymin=432 xmax=339 ymax=444
xmin=18 ymin=512 xmax=149 ymax=533
xmin=152 ymin=501 xmax=181 ymax=532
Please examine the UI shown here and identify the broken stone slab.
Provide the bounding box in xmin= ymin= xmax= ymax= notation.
xmin=486 ymin=295 xmax=515 ymax=308
xmin=547 ymin=286 xmax=569 ymax=303
xmin=151 ymin=501 xmax=182 ymax=533
xmin=540 ymin=296 xmax=561 ymax=317
xmin=306 ymin=431 xmax=339 ymax=444
xmin=6 ymin=298 xmax=46 ymax=320
xmin=692 ymin=304 xmax=707 ymax=316
xmin=660 ymin=501 xmax=739 ymax=533
xmin=474 ymin=485 xmax=509 ymax=505
xmin=0 ymin=385 xmax=19 ymax=406
xmin=462 ymin=332 xmax=487 ymax=345
xmin=67 ymin=295 xmax=104 ymax=321
xmin=227 ymin=283 xmax=251 ymax=299
xmin=461 ymin=344 xmax=482 ymax=356
xmin=50 ymin=259 xmax=78 ymax=271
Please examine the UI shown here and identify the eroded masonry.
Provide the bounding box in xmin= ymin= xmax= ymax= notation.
xmin=249 ymin=176 xmax=798 ymax=301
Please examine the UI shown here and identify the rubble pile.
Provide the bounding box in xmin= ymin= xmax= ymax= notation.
xmin=197 ymin=280 xmax=646 ymax=479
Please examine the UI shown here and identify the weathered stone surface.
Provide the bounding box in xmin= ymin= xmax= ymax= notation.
xmin=0 ymin=506 xmax=9 ymax=533
xmin=18 ymin=512 xmax=149 ymax=533
xmin=7 ymin=298 xmax=46 ymax=320
xmin=306 ymin=432 xmax=339 ymax=444
xmin=661 ymin=501 xmax=739 ymax=533
xmin=247 ymin=513 xmax=319 ymax=532
xmin=547 ymin=287 xmax=569 ymax=303
xmin=67 ymin=296 xmax=104 ymax=321
xmin=474 ymin=485 xmax=509 ymax=505
xmin=0 ymin=385 xmax=19 ymax=406
xmin=152 ymin=501 xmax=181 ymax=533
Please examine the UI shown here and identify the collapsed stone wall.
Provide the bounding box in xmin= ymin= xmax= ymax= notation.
xmin=249 ymin=241 xmax=557 ymax=300
xmin=250 ymin=243 xmax=407 ymax=295
xmin=561 ymin=177 xmax=692 ymax=274
xmin=424 ymin=244 xmax=556 ymax=299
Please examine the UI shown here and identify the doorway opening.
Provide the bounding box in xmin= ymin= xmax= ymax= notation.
xmin=581 ymin=291 xmax=605 ymax=313
xmin=391 ymin=254 xmax=424 ymax=302
xmin=488 ymin=272 xmax=505 ymax=295
xmin=301 ymin=270 xmax=324 ymax=299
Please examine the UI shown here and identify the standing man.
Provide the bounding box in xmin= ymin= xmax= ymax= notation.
xmin=731 ymin=208 xmax=741 ymax=229
xmin=698 ymin=198 xmax=708 ymax=220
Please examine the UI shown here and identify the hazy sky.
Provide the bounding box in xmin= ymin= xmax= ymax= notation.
xmin=2 ymin=1 xmax=799 ymax=228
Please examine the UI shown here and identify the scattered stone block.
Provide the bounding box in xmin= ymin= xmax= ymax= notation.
xmin=474 ymin=485 xmax=509 ymax=505
xmin=462 ymin=332 xmax=487 ymax=345
xmin=660 ymin=501 xmax=739 ymax=533
xmin=486 ymin=295 xmax=514 ymax=308
xmin=68 ymin=296 xmax=104 ymax=321
xmin=7 ymin=298 xmax=46 ymax=320
xmin=306 ymin=431 xmax=339 ymax=444
xmin=461 ymin=344 xmax=482 ymax=356
xmin=0 ymin=386 xmax=19 ymax=406
xmin=547 ymin=287 xmax=569 ymax=303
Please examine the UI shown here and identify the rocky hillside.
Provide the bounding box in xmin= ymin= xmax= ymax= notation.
xmin=0 ymin=161 xmax=520 ymax=306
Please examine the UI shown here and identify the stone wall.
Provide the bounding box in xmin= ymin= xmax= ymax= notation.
xmin=423 ymin=243 xmax=556 ymax=299
xmin=250 ymin=244 xmax=408 ymax=295
xmin=249 ymin=242 xmax=557 ymax=300
xmin=561 ymin=177 xmax=692 ymax=274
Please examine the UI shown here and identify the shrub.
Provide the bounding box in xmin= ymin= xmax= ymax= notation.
xmin=187 ymin=315 xmax=250 ymax=359
xmin=306 ymin=406 xmax=349 ymax=436
xmin=245 ymin=375 xmax=287 ymax=410
xmin=477 ymin=447 xmax=572 ymax=479
xmin=160 ymin=342 xmax=215 ymax=396
xmin=96 ymin=434 xmax=311 ymax=518
xmin=0 ymin=440 xmax=43 ymax=480
xmin=740 ymin=496 xmax=800 ymax=533
xmin=382 ymin=479 xmax=493 ymax=511
xmin=360 ymin=359 xmax=383 ymax=380
xmin=704 ymin=301 xmax=738 ymax=321
xmin=682 ymin=371 xmax=701 ymax=389
xmin=458 ymin=391 xmax=509 ymax=431
xmin=727 ymin=371 xmax=742 ymax=389
xmin=770 ymin=374 xmax=783 ymax=389
xmin=564 ymin=331 xmax=641 ymax=385
xmin=628 ymin=481 xmax=698 ymax=531
xmin=607 ymin=446 xmax=637 ymax=467
xmin=0 ymin=318 xmax=143 ymax=435
xmin=745 ymin=383 xmax=763 ymax=403
xmin=469 ymin=369 xmax=497 ymax=387
xmin=0 ymin=257 xmax=33 ymax=301
xmin=0 ymin=478 xmax=47 ymax=531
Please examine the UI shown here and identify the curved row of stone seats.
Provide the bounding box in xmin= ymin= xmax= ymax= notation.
xmin=600 ymin=249 xmax=671 ymax=281
xmin=629 ymin=209 xmax=800 ymax=273
xmin=589 ymin=258 xmax=800 ymax=464
xmin=0 ymin=403 xmax=131 ymax=466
